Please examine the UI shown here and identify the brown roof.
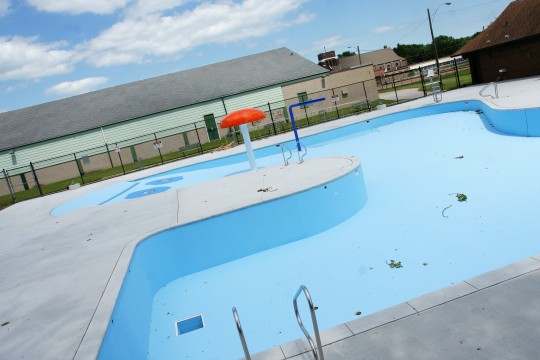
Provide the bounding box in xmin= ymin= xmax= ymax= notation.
xmin=454 ymin=0 xmax=540 ymax=55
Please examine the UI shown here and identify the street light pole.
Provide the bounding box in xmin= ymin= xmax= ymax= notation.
xmin=348 ymin=45 xmax=362 ymax=65
xmin=427 ymin=3 xmax=451 ymax=86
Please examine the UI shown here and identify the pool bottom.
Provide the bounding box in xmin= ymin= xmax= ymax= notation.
xmin=97 ymin=158 xmax=367 ymax=360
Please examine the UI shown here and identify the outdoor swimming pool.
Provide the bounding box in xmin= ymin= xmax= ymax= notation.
xmin=95 ymin=101 xmax=540 ymax=359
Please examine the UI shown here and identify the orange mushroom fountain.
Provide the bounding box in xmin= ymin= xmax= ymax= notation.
xmin=220 ymin=108 xmax=266 ymax=171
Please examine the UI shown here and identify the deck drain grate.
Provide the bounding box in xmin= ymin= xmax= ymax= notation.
xmin=176 ymin=314 xmax=204 ymax=335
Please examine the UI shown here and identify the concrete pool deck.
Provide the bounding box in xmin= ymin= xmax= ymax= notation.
xmin=1 ymin=76 xmax=539 ymax=360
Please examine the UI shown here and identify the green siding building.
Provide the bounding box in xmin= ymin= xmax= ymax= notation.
xmin=0 ymin=48 xmax=327 ymax=196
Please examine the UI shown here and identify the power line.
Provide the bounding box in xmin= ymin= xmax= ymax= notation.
xmin=394 ymin=18 xmax=428 ymax=45
xmin=388 ymin=0 xmax=506 ymax=47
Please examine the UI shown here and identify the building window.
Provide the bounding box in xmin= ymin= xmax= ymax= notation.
xmin=321 ymin=77 xmax=326 ymax=88
xmin=341 ymin=88 xmax=349 ymax=98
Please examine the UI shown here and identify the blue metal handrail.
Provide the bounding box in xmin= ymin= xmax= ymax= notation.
xmin=288 ymin=98 xmax=326 ymax=152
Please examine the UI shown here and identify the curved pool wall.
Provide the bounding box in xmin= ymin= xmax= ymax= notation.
xmin=141 ymin=100 xmax=540 ymax=179
xmin=97 ymin=164 xmax=367 ymax=359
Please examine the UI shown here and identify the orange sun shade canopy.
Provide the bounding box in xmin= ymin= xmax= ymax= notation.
xmin=220 ymin=108 xmax=266 ymax=128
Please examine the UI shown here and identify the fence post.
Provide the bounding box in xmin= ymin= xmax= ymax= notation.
xmin=74 ymin=154 xmax=85 ymax=185
xmin=392 ymin=75 xmax=399 ymax=103
xmin=105 ymin=144 xmax=114 ymax=168
xmin=3 ymin=169 xmax=16 ymax=203
xmin=453 ymin=59 xmax=461 ymax=88
xmin=331 ymin=88 xmax=340 ymax=119
xmin=362 ymin=81 xmax=371 ymax=110
xmin=267 ymin=103 xmax=277 ymax=135
xmin=419 ymin=67 xmax=427 ymax=97
xmin=29 ymin=162 xmax=43 ymax=196
xmin=194 ymin=123 xmax=204 ymax=154
xmin=115 ymin=144 xmax=126 ymax=174
xmin=153 ymin=133 xmax=164 ymax=164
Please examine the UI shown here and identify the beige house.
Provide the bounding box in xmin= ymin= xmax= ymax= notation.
xmin=281 ymin=64 xmax=379 ymax=122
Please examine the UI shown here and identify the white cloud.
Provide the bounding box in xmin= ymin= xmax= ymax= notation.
xmin=310 ymin=35 xmax=345 ymax=53
xmin=0 ymin=36 xmax=74 ymax=81
xmin=124 ymin=0 xmax=190 ymax=19
xmin=81 ymin=0 xmax=311 ymax=67
xmin=372 ymin=26 xmax=396 ymax=33
xmin=27 ymin=0 xmax=129 ymax=15
xmin=46 ymin=77 xmax=109 ymax=96
xmin=0 ymin=0 xmax=10 ymax=16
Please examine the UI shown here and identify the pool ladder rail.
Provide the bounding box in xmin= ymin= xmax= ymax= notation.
xmin=276 ymin=143 xmax=292 ymax=166
xmin=232 ymin=285 xmax=325 ymax=360
xmin=276 ymin=143 xmax=308 ymax=166
xmin=293 ymin=285 xmax=325 ymax=360
xmin=479 ymin=81 xmax=499 ymax=99
xmin=232 ymin=307 xmax=252 ymax=360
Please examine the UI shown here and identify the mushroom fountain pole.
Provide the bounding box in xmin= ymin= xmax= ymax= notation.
xmin=220 ymin=108 xmax=266 ymax=171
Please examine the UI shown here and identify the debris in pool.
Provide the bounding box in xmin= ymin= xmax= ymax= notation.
xmin=455 ymin=155 xmax=464 ymax=159
xmin=386 ymin=260 xmax=403 ymax=269
xmin=1 ymin=321 xmax=9 ymax=326
xmin=442 ymin=204 xmax=452 ymax=218
xmin=313 ymin=306 xmax=319 ymax=310
xmin=355 ymin=311 xmax=362 ymax=315
xmin=257 ymin=187 xmax=276 ymax=193
xmin=423 ymin=262 xmax=428 ymax=266
xmin=454 ymin=193 xmax=468 ymax=202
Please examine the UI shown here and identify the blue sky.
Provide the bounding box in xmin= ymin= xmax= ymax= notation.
xmin=0 ymin=0 xmax=513 ymax=112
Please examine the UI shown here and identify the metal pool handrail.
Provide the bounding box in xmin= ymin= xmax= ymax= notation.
xmin=479 ymin=82 xmax=499 ymax=99
xmin=232 ymin=307 xmax=251 ymax=360
xmin=276 ymin=143 xmax=292 ymax=166
xmin=293 ymin=285 xmax=325 ymax=360
xmin=298 ymin=142 xmax=307 ymax=164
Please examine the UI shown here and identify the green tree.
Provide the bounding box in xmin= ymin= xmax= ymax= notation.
xmin=393 ymin=34 xmax=473 ymax=64
xmin=337 ymin=50 xmax=355 ymax=58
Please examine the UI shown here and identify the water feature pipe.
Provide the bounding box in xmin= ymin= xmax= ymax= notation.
xmin=220 ymin=108 xmax=266 ymax=171
xmin=288 ymin=98 xmax=326 ymax=152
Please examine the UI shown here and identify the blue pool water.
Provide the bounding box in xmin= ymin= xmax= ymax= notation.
xmin=93 ymin=101 xmax=540 ymax=359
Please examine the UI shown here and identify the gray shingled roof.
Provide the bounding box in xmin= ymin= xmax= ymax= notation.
xmin=0 ymin=47 xmax=327 ymax=151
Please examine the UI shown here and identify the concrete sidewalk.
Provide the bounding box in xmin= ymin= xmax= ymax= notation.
xmin=254 ymin=256 xmax=540 ymax=359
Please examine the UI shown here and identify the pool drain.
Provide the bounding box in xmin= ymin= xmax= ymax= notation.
xmin=176 ymin=314 xmax=204 ymax=335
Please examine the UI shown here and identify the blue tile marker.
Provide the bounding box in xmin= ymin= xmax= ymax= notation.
xmin=288 ymin=97 xmax=326 ymax=152
xmin=176 ymin=314 xmax=204 ymax=335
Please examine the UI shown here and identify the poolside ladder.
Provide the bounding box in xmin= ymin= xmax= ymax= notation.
xmin=276 ymin=143 xmax=292 ymax=166
xmin=429 ymin=81 xmax=442 ymax=103
xmin=232 ymin=307 xmax=252 ymax=360
xmin=232 ymin=286 xmax=324 ymax=360
xmin=293 ymin=285 xmax=325 ymax=360
xmin=479 ymin=82 xmax=499 ymax=99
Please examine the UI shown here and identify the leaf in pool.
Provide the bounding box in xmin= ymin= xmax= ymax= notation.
xmin=386 ymin=260 xmax=403 ymax=269
xmin=456 ymin=193 xmax=467 ymax=202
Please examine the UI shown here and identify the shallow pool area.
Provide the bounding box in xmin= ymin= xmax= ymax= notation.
xmin=98 ymin=106 xmax=540 ymax=359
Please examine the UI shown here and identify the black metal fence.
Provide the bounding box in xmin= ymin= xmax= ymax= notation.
xmin=377 ymin=57 xmax=471 ymax=105
xmin=0 ymin=61 xmax=472 ymax=206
